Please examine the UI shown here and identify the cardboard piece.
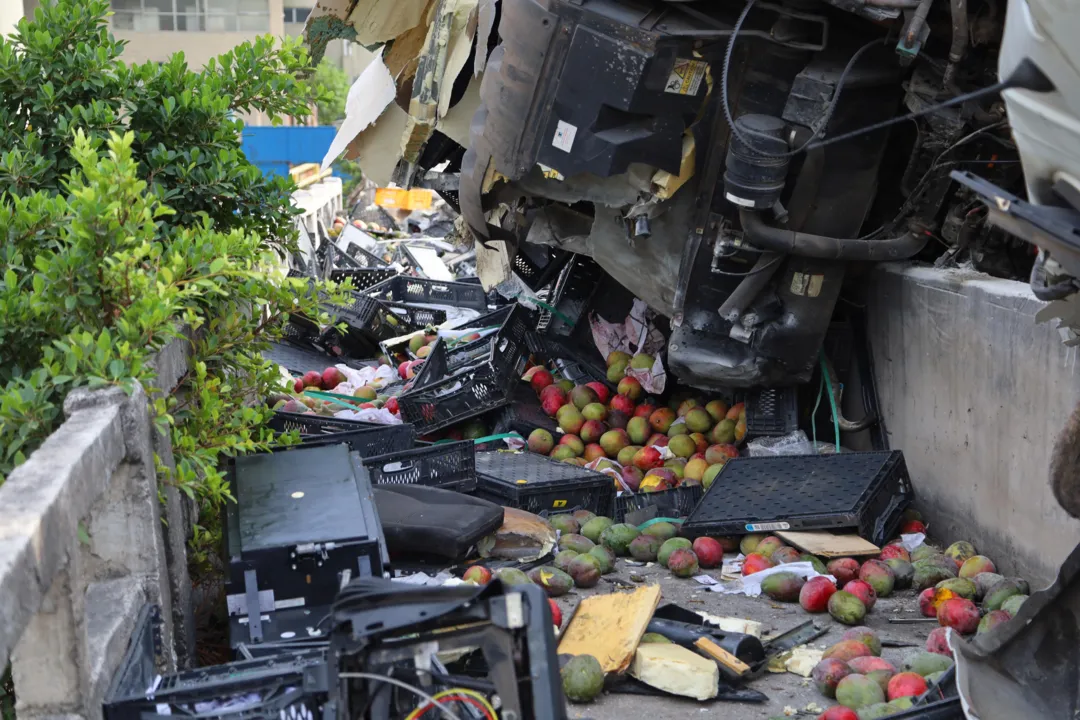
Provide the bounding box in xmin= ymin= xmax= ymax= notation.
xmin=321 ymin=49 xmax=397 ymax=172
xmin=557 ymin=584 xmax=662 ymax=674
xmin=776 ymin=530 xmax=881 ymax=558
xmin=475 ymin=507 xmax=556 ymax=562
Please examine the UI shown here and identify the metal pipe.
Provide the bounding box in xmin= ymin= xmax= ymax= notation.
xmin=717 ymin=251 xmax=784 ymax=323
xmin=821 ymin=353 xmax=878 ymax=433
xmin=738 ymin=210 xmax=930 ymax=261
xmin=948 ymin=0 xmax=968 ymax=63
xmin=903 ymin=0 xmax=935 ymax=48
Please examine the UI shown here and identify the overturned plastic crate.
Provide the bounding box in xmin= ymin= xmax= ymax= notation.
xmin=268 ymin=411 xmax=380 ymax=435
xmin=105 ymin=604 xmax=332 ymax=720
xmin=474 ymin=450 xmax=615 ymax=516
xmin=398 ymin=305 xmax=537 ymax=433
xmin=512 ymin=245 xmax=573 ymax=292
xmin=360 ymin=439 xmax=477 ymax=492
xmin=680 ymin=451 xmax=913 ymax=546
xmin=614 ymin=484 xmax=705 ymax=524
xmin=319 ymin=292 xmax=448 ymax=357
xmin=263 ymin=336 xmax=372 ymax=378
xmin=331 ymin=266 xmax=399 ymax=291
xmin=366 ymin=275 xmax=489 ymax=312
xmin=491 ymin=384 xmax=560 ymax=439
xmin=539 ymin=335 xmax=613 ymax=390
xmin=543 ymin=254 xmax=603 ymax=338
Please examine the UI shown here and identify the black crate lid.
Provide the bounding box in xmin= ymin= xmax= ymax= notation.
xmin=688 ymin=451 xmax=903 ymax=523
xmin=234 ymin=444 xmax=376 ymax=551
xmin=475 ymin=451 xmax=607 ymax=489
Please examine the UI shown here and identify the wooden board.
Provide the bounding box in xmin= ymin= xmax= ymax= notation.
xmin=776 ymin=530 xmax=881 ymax=558
xmin=557 ymin=585 xmax=661 ymax=674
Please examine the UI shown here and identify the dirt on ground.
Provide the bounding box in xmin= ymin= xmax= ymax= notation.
xmin=552 ymin=561 xmax=933 ymax=720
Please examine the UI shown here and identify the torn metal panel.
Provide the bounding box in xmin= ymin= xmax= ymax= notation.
xmin=436 ymin=74 xmax=482 ymax=147
xmin=438 ymin=0 xmax=480 ymax=118
xmin=321 ymin=49 xmax=397 ymax=172
xmin=344 ymin=102 xmax=411 ymax=186
xmin=474 ymin=0 xmax=496 ymax=76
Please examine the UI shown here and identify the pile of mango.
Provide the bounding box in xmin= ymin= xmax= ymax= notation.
xmin=522 ymin=351 xmax=748 ymax=494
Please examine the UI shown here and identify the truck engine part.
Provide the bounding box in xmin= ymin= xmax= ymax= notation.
xmin=739 ymin=209 xmax=930 ymax=261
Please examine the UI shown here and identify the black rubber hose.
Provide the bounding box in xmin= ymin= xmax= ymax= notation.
xmin=739 ymin=210 xmax=930 ymax=261
xmin=865 ymin=0 xmax=922 ymax=7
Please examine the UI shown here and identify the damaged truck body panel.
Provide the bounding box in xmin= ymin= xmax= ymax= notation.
xmin=315 ymin=0 xmax=1034 ymax=390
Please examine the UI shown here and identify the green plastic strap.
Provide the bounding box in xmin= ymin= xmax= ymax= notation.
xmin=819 ymin=350 xmax=841 ymax=452
xmin=302 ymin=389 xmax=365 ymax=409
xmin=472 ymin=433 xmax=523 ymax=445
xmin=637 ymin=517 xmax=685 ymax=531
xmin=510 ymin=295 xmax=575 ymax=326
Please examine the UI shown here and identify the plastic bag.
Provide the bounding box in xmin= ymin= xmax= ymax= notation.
xmin=746 ymin=430 xmax=841 ymax=457
xmin=589 ymin=298 xmax=668 ymax=393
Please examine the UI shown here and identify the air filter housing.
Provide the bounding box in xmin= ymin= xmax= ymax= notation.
xmin=723 ymin=114 xmax=791 ymax=210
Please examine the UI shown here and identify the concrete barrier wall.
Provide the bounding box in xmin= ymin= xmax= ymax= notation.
xmin=0 ymin=336 xmax=193 ymax=719
xmin=868 ymin=264 xmax=1080 ymax=587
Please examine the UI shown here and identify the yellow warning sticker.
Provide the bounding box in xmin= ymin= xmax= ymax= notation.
xmin=665 ymin=59 xmax=708 ymax=96
xmin=553 ymin=499 xmax=568 ymax=508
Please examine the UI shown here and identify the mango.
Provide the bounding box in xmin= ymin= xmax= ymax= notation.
xmin=835 ymin=674 xmax=885 ymax=710
xmin=527 ymin=566 xmax=574 ymax=597
xmin=911 ymin=544 xmax=940 ymax=563
xmin=658 ymin=537 xmax=693 ymax=567
xmin=643 ymin=522 xmax=678 ymax=541
xmin=573 ymin=509 xmax=597 ymax=524
xmin=630 ymin=353 xmax=654 ymax=370
xmin=828 ymin=590 xmax=867 ymax=625
xmin=667 ymin=548 xmax=700 ymax=578
xmin=858 ymin=559 xmax=896 ymax=597
xmin=983 ymin=578 xmax=1024 ymax=611
xmin=640 ymin=632 xmax=672 ymax=644
xmin=550 ymin=514 xmax=580 ymax=535
xmin=761 ymin=571 xmax=805 ymax=602
xmin=934 ymin=577 xmax=977 ymax=600
xmin=600 ymin=523 xmax=641 ymax=556
xmin=588 ymin=545 xmax=616 ymax=574
xmin=629 ymin=534 xmax=663 ymax=562
xmin=842 ymin=627 xmax=883 ymax=656
xmin=581 ymin=516 xmax=614 ymax=543
xmin=901 ymin=651 xmax=953 ymax=677
xmin=1001 ymin=594 xmax=1027 ymax=617
xmin=973 ymin=572 xmax=1004 ymax=599
xmin=885 ymin=559 xmax=914 ymax=589
xmin=561 ymin=654 xmax=604 ymax=703
xmin=739 ymin=533 xmax=766 ymax=555
xmin=802 ymin=554 xmax=828 ymax=575
xmin=559 ymin=533 xmax=595 ymax=554
xmin=495 ymin=567 xmax=531 ymax=586
xmin=554 ymin=549 xmax=579 ymax=573
xmin=568 ymin=554 xmax=602 ymax=588
xmin=958 ymin=555 xmax=996 ymax=578
xmin=944 ymin=541 xmax=977 ymax=567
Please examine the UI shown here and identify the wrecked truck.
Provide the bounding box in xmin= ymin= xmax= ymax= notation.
xmin=308 ymin=0 xmax=1059 ymax=390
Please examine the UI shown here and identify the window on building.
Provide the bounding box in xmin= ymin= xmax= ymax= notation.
xmin=109 ymin=0 xmax=270 ymax=32
xmin=283 ymin=7 xmax=311 ymax=23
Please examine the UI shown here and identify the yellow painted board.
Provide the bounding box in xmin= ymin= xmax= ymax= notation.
xmin=557 ymin=584 xmax=661 ymax=674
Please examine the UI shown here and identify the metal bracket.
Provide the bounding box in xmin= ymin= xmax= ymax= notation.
xmin=244 ymin=569 xmax=263 ymax=644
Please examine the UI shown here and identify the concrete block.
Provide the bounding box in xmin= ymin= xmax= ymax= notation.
xmin=83 ymin=577 xmax=145 ymax=711
xmin=11 ymin=571 xmax=80 ymax=714
xmin=869 ymin=264 xmax=1080 ymax=586
xmin=146 ymin=333 xmax=192 ymax=398
xmin=0 ymin=405 xmax=124 ymax=670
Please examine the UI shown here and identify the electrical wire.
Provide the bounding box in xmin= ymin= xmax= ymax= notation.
xmin=820 ymin=350 xmax=841 ymax=452
xmin=721 ymin=0 xmax=886 ymax=159
xmin=338 ymin=673 xmax=466 ymax=720
xmin=405 ymin=689 xmax=499 ymax=720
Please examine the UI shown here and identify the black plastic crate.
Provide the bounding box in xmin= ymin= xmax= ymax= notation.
xmin=366 ymin=275 xmax=489 ymax=312
xmin=492 ymin=384 xmax=560 ymax=438
xmin=320 ymin=292 xmax=447 ymax=357
xmin=614 ymin=484 xmax=705 ymax=524
xmin=331 ymin=266 xmax=398 ymax=291
xmin=540 ymin=336 xmax=613 ymax=390
xmin=745 ymin=386 xmax=799 ymax=438
xmin=512 ymin=245 xmax=573 ymax=291
xmin=360 ymin=440 xmax=477 ymax=492
xmin=680 ymin=451 xmax=913 ymax=546
xmin=105 ymin=605 xmax=332 ymax=720
xmin=398 ymin=305 xmax=537 ymax=433
xmin=263 ymin=339 xmax=371 ymax=377
xmin=295 ymin=423 xmax=417 ymax=458
xmin=268 ymin=410 xmax=382 ymax=436
xmin=473 ymin=451 xmax=615 ymax=516
xmin=544 ymin=254 xmax=603 ymax=338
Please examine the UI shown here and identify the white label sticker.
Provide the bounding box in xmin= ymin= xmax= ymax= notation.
xmin=274 ymin=596 xmax=306 ymax=610
xmin=790 ymin=272 xmax=809 ymax=296
xmin=725 ymin=192 xmax=757 ymax=208
xmin=665 ymin=59 xmax=708 ymax=95
xmin=746 ymin=521 xmax=791 ymax=532
xmin=552 ymin=120 xmax=577 ymax=153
